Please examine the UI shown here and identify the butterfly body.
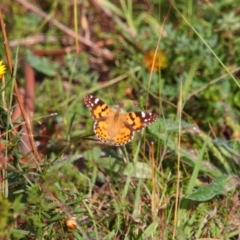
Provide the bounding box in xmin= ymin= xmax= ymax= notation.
xmin=84 ymin=94 xmax=157 ymax=146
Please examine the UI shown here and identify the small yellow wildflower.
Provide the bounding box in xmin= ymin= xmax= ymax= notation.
xmin=0 ymin=61 xmax=6 ymax=79
xmin=144 ymin=50 xmax=168 ymax=72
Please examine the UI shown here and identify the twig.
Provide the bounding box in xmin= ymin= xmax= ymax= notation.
xmin=0 ymin=9 xmax=42 ymax=164
xmin=20 ymin=62 xmax=35 ymax=155
xmin=16 ymin=0 xmax=115 ymax=61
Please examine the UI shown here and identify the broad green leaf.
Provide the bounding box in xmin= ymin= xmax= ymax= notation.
xmin=143 ymin=221 xmax=158 ymax=237
xmin=185 ymin=175 xmax=239 ymax=201
xmin=26 ymin=49 xmax=59 ymax=76
xmin=92 ymin=157 xmax=152 ymax=179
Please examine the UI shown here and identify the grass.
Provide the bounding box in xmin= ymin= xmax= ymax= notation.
xmin=1 ymin=0 xmax=240 ymax=239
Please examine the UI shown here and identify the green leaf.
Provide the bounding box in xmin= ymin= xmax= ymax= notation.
xmin=185 ymin=175 xmax=239 ymax=201
xmin=92 ymin=157 xmax=152 ymax=179
xmin=25 ymin=49 xmax=59 ymax=76
xmin=143 ymin=221 xmax=158 ymax=237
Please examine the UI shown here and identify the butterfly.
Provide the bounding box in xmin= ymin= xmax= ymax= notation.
xmin=84 ymin=94 xmax=158 ymax=146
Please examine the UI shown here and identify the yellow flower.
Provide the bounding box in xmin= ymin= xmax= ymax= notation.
xmin=144 ymin=50 xmax=168 ymax=72
xmin=0 ymin=61 xmax=6 ymax=79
